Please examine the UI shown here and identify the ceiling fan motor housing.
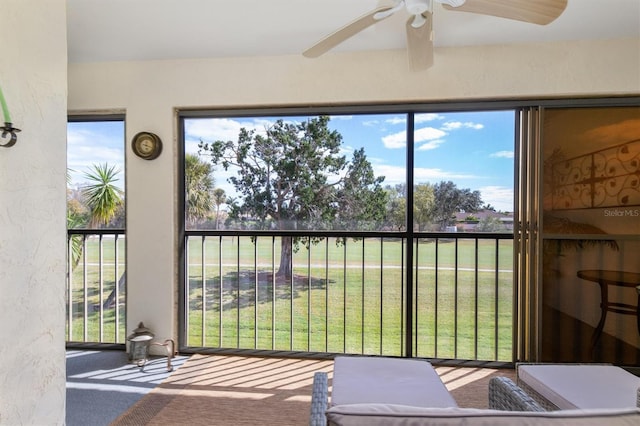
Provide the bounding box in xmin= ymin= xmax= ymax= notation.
xmin=405 ymin=0 xmax=431 ymax=15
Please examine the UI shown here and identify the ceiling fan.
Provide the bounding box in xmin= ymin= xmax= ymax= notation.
xmin=302 ymin=0 xmax=568 ymax=71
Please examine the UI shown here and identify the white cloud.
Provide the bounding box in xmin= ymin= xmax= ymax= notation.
xmin=385 ymin=116 xmax=406 ymax=125
xmin=185 ymin=118 xmax=242 ymax=142
xmin=371 ymin=164 xmax=478 ymax=186
xmin=479 ymin=186 xmax=514 ymax=212
xmin=415 ymin=127 xmax=447 ymax=143
xmin=442 ymin=121 xmax=462 ymax=130
xmin=415 ymin=113 xmax=445 ymax=123
xmin=372 ymin=164 xmax=406 ymax=186
xmin=384 ymin=114 xmax=443 ymax=126
xmin=67 ymin=127 xmax=125 ymax=189
xmin=184 ymin=117 xmax=275 ymax=152
xmin=68 ymin=146 xmax=123 ymax=168
xmin=381 ymin=130 xmax=407 ymax=149
xmin=416 ymin=139 xmax=446 ymax=151
xmin=442 ymin=121 xmax=484 ymax=131
xmin=414 ymin=167 xmax=476 ymax=182
xmin=382 ymin=126 xmax=447 ymax=149
xmin=490 ymin=150 xmax=514 ymax=159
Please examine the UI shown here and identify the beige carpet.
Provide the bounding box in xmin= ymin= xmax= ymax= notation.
xmin=111 ymin=354 xmax=515 ymax=425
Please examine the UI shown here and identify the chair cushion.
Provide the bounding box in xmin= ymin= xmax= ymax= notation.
xmin=518 ymin=365 xmax=640 ymax=409
xmin=326 ymin=404 xmax=640 ymax=426
xmin=331 ymin=356 xmax=457 ymax=408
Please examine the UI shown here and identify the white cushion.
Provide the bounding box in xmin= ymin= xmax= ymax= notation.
xmin=518 ymin=365 xmax=640 ymax=409
xmin=331 ymin=356 xmax=457 ymax=408
xmin=326 ymin=404 xmax=640 ymax=426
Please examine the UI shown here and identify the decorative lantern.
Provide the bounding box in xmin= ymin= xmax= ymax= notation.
xmin=127 ymin=322 xmax=154 ymax=366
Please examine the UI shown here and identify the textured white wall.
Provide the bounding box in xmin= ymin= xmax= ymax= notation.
xmin=67 ymin=37 xmax=640 ymax=350
xmin=0 ymin=0 xmax=67 ymax=424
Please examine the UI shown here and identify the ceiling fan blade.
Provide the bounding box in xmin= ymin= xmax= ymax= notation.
xmin=442 ymin=0 xmax=568 ymax=25
xmin=303 ymin=5 xmax=395 ymax=58
xmin=406 ymin=13 xmax=434 ymax=71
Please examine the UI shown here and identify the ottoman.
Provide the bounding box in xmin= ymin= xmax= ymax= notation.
xmin=331 ymin=356 xmax=457 ymax=408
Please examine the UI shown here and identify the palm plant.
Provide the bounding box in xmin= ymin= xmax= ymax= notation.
xmin=83 ymin=163 xmax=124 ymax=228
xmin=212 ymin=188 xmax=226 ymax=229
xmin=185 ymin=153 xmax=215 ymax=226
xmin=67 ymin=169 xmax=86 ymax=268
xmin=78 ymin=163 xmax=125 ymax=309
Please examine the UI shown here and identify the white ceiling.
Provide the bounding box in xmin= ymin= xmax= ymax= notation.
xmin=66 ymin=0 xmax=640 ymax=63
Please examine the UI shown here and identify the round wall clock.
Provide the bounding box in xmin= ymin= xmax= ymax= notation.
xmin=132 ymin=131 xmax=162 ymax=160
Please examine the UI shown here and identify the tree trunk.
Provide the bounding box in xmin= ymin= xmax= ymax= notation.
xmin=276 ymin=236 xmax=292 ymax=278
xmin=102 ymin=273 xmax=126 ymax=309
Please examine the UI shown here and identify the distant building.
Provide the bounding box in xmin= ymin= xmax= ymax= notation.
xmin=454 ymin=210 xmax=513 ymax=232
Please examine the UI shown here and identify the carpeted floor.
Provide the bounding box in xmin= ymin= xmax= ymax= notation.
xmin=66 ymin=349 xmax=189 ymax=426
xmin=111 ymin=354 xmax=516 ymax=425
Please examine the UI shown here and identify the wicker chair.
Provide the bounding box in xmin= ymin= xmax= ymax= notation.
xmin=310 ymin=373 xmax=639 ymax=425
xmin=488 ymin=376 xmax=546 ymax=411
xmin=490 ymin=375 xmax=640 ymax=412
xmin=310 ymin=372 xmax=329 ymax=426
xmin=311 ymin=373 xmax=547 ymax=426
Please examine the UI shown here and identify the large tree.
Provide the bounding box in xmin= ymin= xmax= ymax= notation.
xmin=199 ymin=116 xmax=387 ymax=277
xmin=383 ymin=183 xmax=436 ymax=231
xmin=430 ymin=181 xmax=483 ymax=230
xmin=384 ymin=184 xmax=406 ymax=231
xmin=413 ymin=183 xmax=435 ymax=231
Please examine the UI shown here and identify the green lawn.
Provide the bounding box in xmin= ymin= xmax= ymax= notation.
xmin=184 ymin=236 xmax=514 ymax=361
xmin=67 ymin=235 xmax=126 ymax=343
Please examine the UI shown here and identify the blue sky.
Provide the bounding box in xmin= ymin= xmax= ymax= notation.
xmin=184 ymin=110 xmax=515 ymax=212
xmin=66 ymin=110 xmax=515 ymax=212
xmin=67 ymin=120 xmax=126 ymax=191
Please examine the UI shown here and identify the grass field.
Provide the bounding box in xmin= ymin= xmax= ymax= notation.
xmin=67 ymin=235 xmax=126 ymax=343
xmin=184 ymin=236 xmax=514 ymax=361
xmin=67 ymin=234 xmax=514 ymax=362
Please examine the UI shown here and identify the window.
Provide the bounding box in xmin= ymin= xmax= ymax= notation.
xmin=179 ymin=107 xmax=516 ymax=360
xmin=66 ymin=117 xmax=126 ymax=344
xmin=67 ymin=118 xmax=126 ymax=229
xmin=412 ymin=110 xmax=515 ymax=233
xmin=183 ymin=110 xmax=515 ymax=233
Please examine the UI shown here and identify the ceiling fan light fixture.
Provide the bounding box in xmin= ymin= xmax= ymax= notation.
xmin=411 ymin=13 xmax=428 ymax=28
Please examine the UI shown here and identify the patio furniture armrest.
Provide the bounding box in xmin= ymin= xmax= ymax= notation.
xmin=489 ymin=376 xmax=546 ymax=412
xmin=310 ymin=372 xmax=329 ymax=426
